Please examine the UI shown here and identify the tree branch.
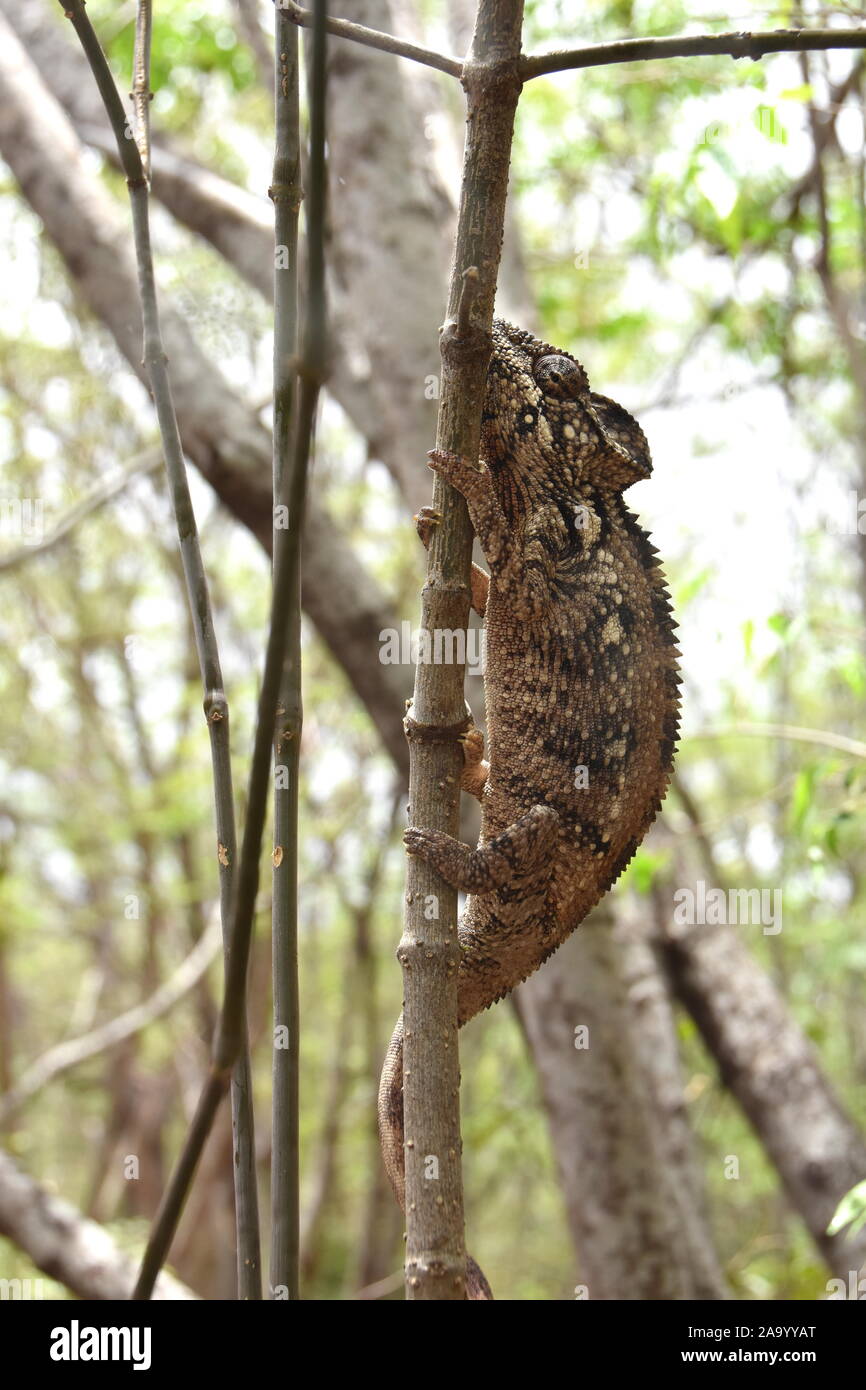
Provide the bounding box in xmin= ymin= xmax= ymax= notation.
xmin=521 ymin=26 xmax=866 ymax=80
xmin=0 ymin=10 xmax=413 ymax=778
xmin=132 ymin=0 xmax=153 ymax=183
xmin=133 ymin=0 xmax=327 ymax=1303
xmin=0 ymin=1149 xmax=197 ymax=1300
xmin=0 ymin=914 xmax=222 ymax=1123
xmin=693 ymin=722 xmax=866 ymax=761
xmin=398 ymin=0 xmax=525 ymax=1302
xmin=283 ymin=0 xmax=461 ymax=76
xmin=53 ymin=0 xmax=261 ymax=1299
xmin=0 ymin=446 xmax=162 ymax=573
xmin=277 ymin=8 xmax=866 ymax=84
xmin=268 ymin=0 xmax=304 ymax=1304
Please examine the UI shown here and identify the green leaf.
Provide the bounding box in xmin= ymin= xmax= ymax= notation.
xmin=838 ymin=654 xmax=866 ymax=698
xmin=767 ymin=612 xmax=791 ymax=638
xmin=742 ymin=618 xmax=754 ymax=662
xmin=791 ymin=767 xmax=814 ymax=834
xmin=676 ymin=567 xmax=713 ymax=607
xmin=827 ymin=1180 xmax=866 ymax=1237
xmin=623 ymin=848 xmax=671 ymax=894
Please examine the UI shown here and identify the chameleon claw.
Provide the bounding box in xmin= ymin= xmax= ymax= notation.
xmin=404 ymin=826 xmax=447 ymax=859
xmin=414 ymin=506 xmax=441 ymax=549
xmin=458 ymin=725 xmax=486 ymax=767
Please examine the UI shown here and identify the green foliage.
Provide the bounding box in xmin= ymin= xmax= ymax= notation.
xmin=91 ymin=0 xmax=257 ymax=97
xmin=829 ymin=1180 xmax=866 ymax=1239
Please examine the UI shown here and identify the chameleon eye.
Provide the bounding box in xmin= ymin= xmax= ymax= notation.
xmin=533 ymin=353 xmax=586 ymax=400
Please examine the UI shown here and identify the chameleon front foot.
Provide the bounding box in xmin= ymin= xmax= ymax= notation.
xmin=427 ymin=447 xmax=489 ymax=495
xmin=404 ymin=804 xmax=559 ymax=894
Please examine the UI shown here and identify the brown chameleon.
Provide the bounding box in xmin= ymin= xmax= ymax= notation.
xmin=378 ymin=319 xmax=680 ymax=1299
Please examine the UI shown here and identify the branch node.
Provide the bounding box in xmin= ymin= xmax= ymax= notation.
xmin=439 ymin=311 xmax=489 ymax=369
xmin=403 ymin=710 xmax=471 ymax=744
xmin=268 ymin=181 xmax=304 ymax=210
xmin=204 ymin=690 xmax=229 ymax=723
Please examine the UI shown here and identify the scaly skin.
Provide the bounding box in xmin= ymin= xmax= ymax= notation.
xmin=378 ymin=320 xmax=680 ymax=1299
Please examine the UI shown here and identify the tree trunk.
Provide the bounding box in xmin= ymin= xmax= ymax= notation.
xmin=516 ymin=905 xmax=728 ymax=1299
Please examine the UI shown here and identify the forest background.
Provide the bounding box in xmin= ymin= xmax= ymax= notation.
xmin=1 ymin=0 xmax=865 ymax=1301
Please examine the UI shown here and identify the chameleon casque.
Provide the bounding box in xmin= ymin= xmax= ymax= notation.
xmin=378 ymin=318 xmax=680 ymax=1299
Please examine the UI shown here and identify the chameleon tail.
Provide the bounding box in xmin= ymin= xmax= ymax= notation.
xmin=378 ymin=1016 xmax=407 ymax=1211
xmin=377 ymin=1014 xmax=493 ymax=1300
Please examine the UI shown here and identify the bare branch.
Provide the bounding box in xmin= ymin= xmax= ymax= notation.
xmin=0 ymin=1149 xmax=197 ymax=1300
xmin=133 ymin=0 xmax=328 ymax=1304
xmin=0 ymin=447 xmax=162 ymax=573
xmin=395 ymin=0 xmax=526 ymax=1304
xmin=132 ymin=0 xmax=153 ymax=182
xmin=282 ymin=8 xmax=866 ymax=83
xmin=693 ymin=722 xmax=866 ymax=760
xmin=283 ymin=0 xmax=462 ymax=76
xmin=269 ymin=0 xmax=304 ymax=1303
xmin=521 ymin=26 xmax=866 ymax=80
xmin=0 ymin=913 xmax=222 ymax=1123
xmin=53 ymin=0 xmax=261 ymax=1298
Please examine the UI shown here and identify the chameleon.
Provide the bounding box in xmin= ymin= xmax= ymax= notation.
xmin=378 ymin=318 xmax=680 ymax=1299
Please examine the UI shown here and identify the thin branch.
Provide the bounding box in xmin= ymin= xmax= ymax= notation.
xmin=521 ymin=27 xmax=866 ymax=79
xmin=0 ymin=913 xmax=222 ymax=1124
xmin=133 ymin=0 xmax=327 ymax=1303
xmin=786 ymin=56 xmax=866 ymax=213
xmin=269 ymin=0 xmax=303 ymax=1302
xmin=282 ymin=0 xmax=462 ymax=76
xmin=396 ymin=0 xmax=525 ymax=1303
xmin=53 ymin=0 xmax=261 ymax=1298
xmin=0 ymin=446 xmax=162 ymax=573
xmin=692 ymin=721 xmax=866 ymax=760
xmin=0 ymin=13 xmax=412 ymax=781
xmin=132 ymin=0 xmax=152 ymax=183
xmin=356 ymin=1269 xmax=405 ymax=1300
xmin=282 ymin=8 xmax=866 ymax=81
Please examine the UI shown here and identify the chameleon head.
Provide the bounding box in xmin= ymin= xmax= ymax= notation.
xmin=483 ymin=319 xmax=653 ymax=499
